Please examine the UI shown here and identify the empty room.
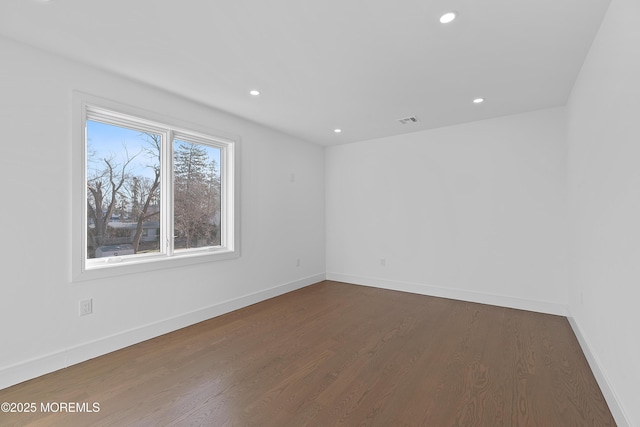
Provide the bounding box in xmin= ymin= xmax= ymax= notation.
xmin=0 ymin=0 xmax=637 ymax=425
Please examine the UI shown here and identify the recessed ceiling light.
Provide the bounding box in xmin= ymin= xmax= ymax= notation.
xmin=334 ymin=129 xmax=342 ymax=133
xmin=249 ymin=90 xmax=260 ymax=96
xmin=439 ymin=12 xmax=457 ymax=24
xmin=473 ymin=97 xmax=485 ymax=104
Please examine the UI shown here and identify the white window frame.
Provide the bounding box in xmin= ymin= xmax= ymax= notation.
xmin=72 ymin=93 xmax=240 ymax=282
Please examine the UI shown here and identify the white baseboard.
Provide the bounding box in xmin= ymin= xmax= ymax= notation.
xmin=568 ymin=316 xmax=631 ymax=427
xmin=326 ymin=273 xmax=568 ymax=316
xmin=0 ymin=273 xmax=325 ymax=391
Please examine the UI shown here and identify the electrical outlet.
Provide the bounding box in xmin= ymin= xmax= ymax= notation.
xmin=80 ymin=299 xmax=93 ymax=316
xmin=380 ymin=258 xmax=386 ymax=266
xmin=296 ymin=258 xmax=301 ymax=267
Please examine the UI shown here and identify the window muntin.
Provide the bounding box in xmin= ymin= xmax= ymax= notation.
xmin=80 ymin=103 xmax=237 ymax=275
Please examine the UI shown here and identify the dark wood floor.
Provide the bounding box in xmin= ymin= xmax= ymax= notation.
xmin=0 ymin=281 xmax=615 ymax=426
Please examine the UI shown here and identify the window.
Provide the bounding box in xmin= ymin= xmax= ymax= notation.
xmin=73 ymin=94 xmax=239 ymax=280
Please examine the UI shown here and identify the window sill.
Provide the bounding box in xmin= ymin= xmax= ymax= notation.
xmin=72 ymin=249 xmax=239 ymax=283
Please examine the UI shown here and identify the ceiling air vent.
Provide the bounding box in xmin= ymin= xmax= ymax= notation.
xmin=398 ymin=116 xmax=419 ymax=125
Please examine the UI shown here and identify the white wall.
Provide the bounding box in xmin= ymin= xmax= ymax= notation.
xmin=567 ymin=0 xmax=640 ymax=424
xmin=0 ymin=36 xmax=325 ymax=388
xmin=326 ymin=108 xmax=568 ymax=314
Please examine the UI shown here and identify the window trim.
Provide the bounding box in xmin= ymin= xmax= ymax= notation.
xmin=72 ymin=92 xmax=240 ymax=282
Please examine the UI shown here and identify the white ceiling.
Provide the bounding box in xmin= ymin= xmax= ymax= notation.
xmin=0 ymin=0 xmax=610 ymax=145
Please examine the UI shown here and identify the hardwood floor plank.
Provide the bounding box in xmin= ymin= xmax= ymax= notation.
xmin=0 ymin=281 xmax=616 ymax=426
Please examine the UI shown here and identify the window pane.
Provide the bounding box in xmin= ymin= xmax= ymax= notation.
xmin=86 ymin=120 xmax=162 ymax=259
xmin=173 ymin=139 xmax=222 ymax=250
